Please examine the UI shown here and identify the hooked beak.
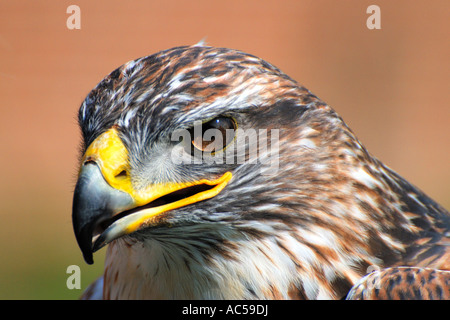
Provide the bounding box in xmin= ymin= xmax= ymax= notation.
xmin=72 ymin=162 xmax=134 ymax=264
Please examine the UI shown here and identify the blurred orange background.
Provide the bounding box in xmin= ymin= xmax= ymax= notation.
xmin=0 ymin=1 xmax=448 ymax=299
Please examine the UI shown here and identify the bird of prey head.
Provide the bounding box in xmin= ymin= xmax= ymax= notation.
xmin=73 ymin=45 xmax=449 ymax=299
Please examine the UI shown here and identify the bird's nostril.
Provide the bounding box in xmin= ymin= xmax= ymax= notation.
xmin=84 ymin=158 xmax=96 ymax=165
xmin=115 ymin=170 xmax=128 ymax=180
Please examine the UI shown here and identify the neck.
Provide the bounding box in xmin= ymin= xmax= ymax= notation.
xmin=102 ymin=222 xmax=379 ymax=300
xmin=103 ymin=228 xmax=286 ymax=299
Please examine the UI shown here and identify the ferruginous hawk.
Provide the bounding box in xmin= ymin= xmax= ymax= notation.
xmin=72 ymin=45 xmax=449 ymax=300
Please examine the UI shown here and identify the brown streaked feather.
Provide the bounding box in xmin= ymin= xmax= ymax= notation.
xmin=346 ymin=267 xmax=450 ymax=300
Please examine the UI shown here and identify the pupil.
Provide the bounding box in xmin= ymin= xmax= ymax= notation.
xmin=208 ymin=117 xmax=233 ymax=130
xmin=190 ymin=117 xmax=236 ymax=153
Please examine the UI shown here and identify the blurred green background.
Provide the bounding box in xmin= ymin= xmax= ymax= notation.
xmin=0 ymin=0 xmax=448 ymax=299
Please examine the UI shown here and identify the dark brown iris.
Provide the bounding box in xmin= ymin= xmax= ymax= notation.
xmin=191 ymin=117 xmax=236 ymax=153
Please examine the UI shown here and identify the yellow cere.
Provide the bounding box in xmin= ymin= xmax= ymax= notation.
xmin=82 ymin=128 xmax=133 ymax=195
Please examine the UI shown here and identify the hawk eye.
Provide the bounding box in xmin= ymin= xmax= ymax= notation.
xmin=191 ymin=117 xmax=236 ymax=153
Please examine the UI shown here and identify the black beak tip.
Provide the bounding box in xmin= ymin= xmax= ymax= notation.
xmin=83 ymin=252 xmax=94 ymax=265
xmin=73 ymin=222 xmax=95 ymax=265
xmin=78 ymin=237 xmax=95 ymax=264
